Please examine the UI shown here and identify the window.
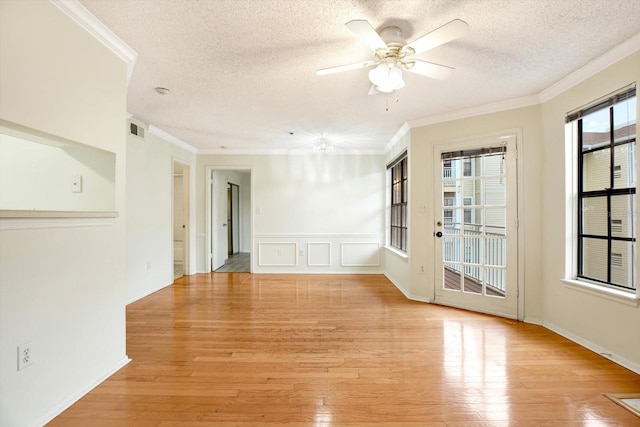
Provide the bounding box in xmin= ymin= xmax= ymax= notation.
xmin=463 ymin=197 xmax=473 ymax=224
xmin=443 ymin=196 xmax=454 ymax=225
xmin=570 ymin=86 xmax=636 ymax=291
xmin=463 ymin=158 xmax=472 ymax=176
xmin=389 ymin=152 xmax=408 ymax=252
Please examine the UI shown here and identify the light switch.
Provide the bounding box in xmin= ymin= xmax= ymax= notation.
xmin=71 ymin=175 xmax=82 ymax=193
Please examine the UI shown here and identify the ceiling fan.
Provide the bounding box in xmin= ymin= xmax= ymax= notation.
xmin=316 ymin=19 xmax=469 ymax=94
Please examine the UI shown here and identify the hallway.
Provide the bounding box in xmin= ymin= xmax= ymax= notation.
xmin=215 ymin=252 xmax=250 ymax=272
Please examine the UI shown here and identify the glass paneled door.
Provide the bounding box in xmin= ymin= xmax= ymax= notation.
xmin=434 ymin=135 xmax=519 ymax=318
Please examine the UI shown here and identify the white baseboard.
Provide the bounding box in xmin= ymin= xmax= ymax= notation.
xmin=544 ymin=322 xmax=640 ymax=375
xmin=127 ymin=280 xmax=174 ymax=305
xmin=523 ymin=316 xmax=544 ymax=326
xmin=384 ymin=272 xmax=409 ymax=296
xmin=34 ymin=356 xmax=131 ymax=427
xmin=384 ymin=273 xmax=431 ymax=303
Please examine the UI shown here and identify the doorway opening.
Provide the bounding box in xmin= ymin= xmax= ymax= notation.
xmin=228 ymin=183 xmax=239 ymax=256
xmin=206 ymin=167 xmax=252 ymax=273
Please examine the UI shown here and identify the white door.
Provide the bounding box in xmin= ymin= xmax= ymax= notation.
xmin=211 ymin=171 xmax=228 ymax=271
xmin=433 ymin=135 xmax=518 ymax=318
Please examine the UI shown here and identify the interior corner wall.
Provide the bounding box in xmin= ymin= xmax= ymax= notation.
xmin=408 ymin=105 xmax=545 ymax=321
xmin=0 ymin=2 xmax=128 ymax=426
xmin=539 ymin=51 xmax=640 ymax=370
xmin=195 ymin=153 xmax=386 ymax=274
xmin=126 ymin=128 xmax=196 ymax=304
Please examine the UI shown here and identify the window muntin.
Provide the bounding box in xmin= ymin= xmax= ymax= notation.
xmin=576 ymin=88 xmax=636 ymax=291
xmin=389 ymin=154 xmax=408 ymax=252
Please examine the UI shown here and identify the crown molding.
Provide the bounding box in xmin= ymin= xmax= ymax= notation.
xmin=197 ymin=147 xmax=385 ymax=156
xmin=408 ymin=95 xmax=540 ymax=129
xmin=49 ymin=0 xmax=138 ymax=87
xmin=538 ymin=32 xmax=640 ymax=103
xmin=148 ymin=125 xmax=198 ymax=154
xmin=383 ymin=122 xmax=410 ymax=154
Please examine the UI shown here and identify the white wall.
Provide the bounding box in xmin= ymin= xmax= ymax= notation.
xmin=0 ymin=1 xmax=128 ymax=425
xmin=240 ymin=172 xmax=252 ymax=252
xmin=0 ymin=129 xmax=116 ymax=212
xmin=125 ymin=125 xmax=196 ymax=304
xmin=540 ymin=52 xmax=640 ymax=371
xmin=196 ymin=154 xmax=386 ymax=274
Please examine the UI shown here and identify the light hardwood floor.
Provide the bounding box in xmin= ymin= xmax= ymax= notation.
xmin=48 ymin=274 xmax=640 ymax=426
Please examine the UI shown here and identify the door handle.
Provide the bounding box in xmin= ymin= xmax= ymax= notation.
xmin=435 ymin=231 xmax=443 ymax=238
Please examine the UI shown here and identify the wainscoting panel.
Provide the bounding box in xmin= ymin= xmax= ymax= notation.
xmin=253 ymin=234 xmax=383 ymax=273
xmin=307 ymin=242 xmax=331 ymax=267
xmin=258 ymin=242 xmax=298 ymax=267
xmin=341 ymin=242 xmax=380 ymax=267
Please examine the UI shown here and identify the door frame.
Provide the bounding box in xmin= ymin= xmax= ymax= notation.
xmin=432 ymin=129 xmax=525 ymax=320
xmin=228 ymin=182 xmax=240 ymax=255
xmin=205 ymin=165 xmax=253 ymax=273
xmin=211 ymin=171 xmax=229 ymax=270
xmin=172 ymin=159 xmax=190 ymax=276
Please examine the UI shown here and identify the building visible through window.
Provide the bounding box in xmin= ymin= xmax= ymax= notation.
xmin=569 ymin=86 xmax=636 ymax=291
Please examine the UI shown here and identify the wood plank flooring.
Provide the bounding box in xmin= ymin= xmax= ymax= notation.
xmin=215 ymin=252 xmax=250 ymax=273
xmin=48 ymin=273 xmax=640 ymax=426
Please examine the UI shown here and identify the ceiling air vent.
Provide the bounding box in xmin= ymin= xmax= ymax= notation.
xmin=129 ymin=122 xmax=145 ymax=139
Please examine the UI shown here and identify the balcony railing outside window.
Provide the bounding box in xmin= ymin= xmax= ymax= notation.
xmin=443 ymin=222 xmax=506 ymax=292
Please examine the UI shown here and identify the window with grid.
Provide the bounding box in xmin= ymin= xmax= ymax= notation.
xmin=570 ymin=86 xmax=636 ymax=291
xmin=389 ymin=152 xmax=408 ymax=252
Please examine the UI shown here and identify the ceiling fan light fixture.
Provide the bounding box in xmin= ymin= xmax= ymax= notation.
xmin=369 ymin=63 xmax=404 ymax=92
xmin=313 ymin=138 xmax=333 ymax=153
xmin=388 ymin=66 xmax=404 ymax=89
xmin=375 ymin=84 xmax=395 ymax=93
xmin=368 ymin=63 xmax=389 ymax=86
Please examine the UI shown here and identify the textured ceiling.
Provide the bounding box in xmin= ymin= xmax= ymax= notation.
xmin=79 ymin=0 xmax=640 ymax=153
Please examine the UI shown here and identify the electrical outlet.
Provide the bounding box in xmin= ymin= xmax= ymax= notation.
xmin=420 ymin=265 xmax=425 ymax=274
xmin=18 ymin=342 xmax=33 ymax=370
xmin=146 ymin=260 xmax=151 ymax=270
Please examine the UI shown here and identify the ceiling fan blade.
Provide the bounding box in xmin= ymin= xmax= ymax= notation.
xmin=406 ymin=59 xmax=455 ymax=80
xmin=345 ymin=20 xmax=388 ymax=52
xmin=316 ymin=60 xmax=376 ymax=76
xmin=405 ymin=19 xmax=469 ymax=54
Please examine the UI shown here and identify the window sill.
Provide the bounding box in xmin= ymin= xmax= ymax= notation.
xmin=561 ymin=279 xmax=638 ymax=307
xmin=384 ymin=246 xmax=408 ymax=261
